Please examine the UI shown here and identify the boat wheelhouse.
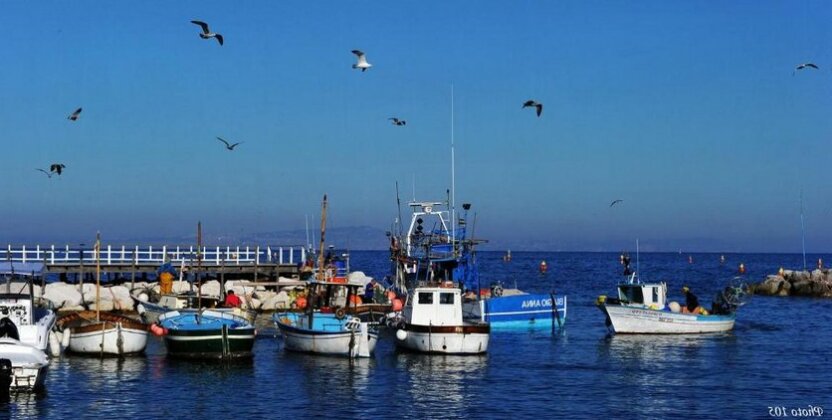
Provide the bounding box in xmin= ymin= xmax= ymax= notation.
xmin=395 ymin=286 xmax=489 ymax=354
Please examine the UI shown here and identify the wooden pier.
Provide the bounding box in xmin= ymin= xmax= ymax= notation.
xmin=3 ymin=244 xmax=308 ymax=282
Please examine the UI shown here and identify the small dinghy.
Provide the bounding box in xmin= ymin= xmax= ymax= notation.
xmin=157 ymin=309 xmax=255 ymax=360
xmin=56 ymin=234 xmax=148 ymax=356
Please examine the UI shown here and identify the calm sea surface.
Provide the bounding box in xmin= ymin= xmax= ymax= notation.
xmin=3 ymin=251 xmax=831 ymax=419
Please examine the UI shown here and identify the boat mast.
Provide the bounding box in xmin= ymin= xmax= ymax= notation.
xmin=95 ymin=232 xmax=101 ymax=322
xmin=317 ymin=194 xmax=328 ymax=281
xmin=800 ymin=189 xmax=807 ymax=271
xmin=450 ymin=84 xmax=456 ymax=253
xmin=305 ymin=214 xmax=311 ymax=253
xmin=197 ymin=222 xmax=202 ymax=309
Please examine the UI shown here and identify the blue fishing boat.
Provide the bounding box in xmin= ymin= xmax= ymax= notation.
xmin=388 ymin=200 xmax=567 ymax=330
xmin=156 ymin=309 xmax=255 ymax=359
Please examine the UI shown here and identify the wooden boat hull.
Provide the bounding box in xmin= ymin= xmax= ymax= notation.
xmin=0 ymin=338 xmax=49 ymax=391
xmin=159 ymin=310 xmax=255 ymax=359
xmin=274 ymin=314 xmax=378 ymax=358
xmin=599 ymin=304 xmax=735 ymax=334
xmin=58 ymin=312 xmax=148 ymax=356
xmin=395 ymin=323 xmax=490 ymax=354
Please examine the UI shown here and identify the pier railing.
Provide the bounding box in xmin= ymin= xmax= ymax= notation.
xmin=3 ymin=244 xmax=308 ymax=266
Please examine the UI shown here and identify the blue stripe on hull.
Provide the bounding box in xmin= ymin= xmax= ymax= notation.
xmin=481 ymin=294 xmax=567 ymax=328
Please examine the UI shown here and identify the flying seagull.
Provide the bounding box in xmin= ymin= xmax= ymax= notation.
xmin=522 ymin=100 xmax=543 ymax=117
xmin=67 ymin=107 xmax=82 ymax=121
xmin=794 ymin=63 xmax=819 ymax=75
xmin=389 ymin=117 xmax=406 ymax=126
xmin=609 ymin=199 xmax=623 ymax=207
xmin=351 ymin=50 xmax=372 ymax=72
xmin=35 ymin=168 xmax=53 ymax=178
xmin=217 ymin=136 xmax=243 ymax=150
xmin=191 ymin=20 xmax=224 ymax=46
xmin=50 ymin=163 xmax=66 ymax=175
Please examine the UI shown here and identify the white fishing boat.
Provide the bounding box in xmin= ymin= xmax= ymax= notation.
xmin=0 ymin=262 xmax=59 ymax=355
xmin=395 ymin=286 xmax=489 ymax=354
xmin=273 ymin=195 xmax=379 ymax=358
xmin=56 ymin=234 xmax=148 ymax=356
xmin=0 ymin=337 xmax=49 ymax=391
xmin=597 ymin=274 xmax=747 ymax=334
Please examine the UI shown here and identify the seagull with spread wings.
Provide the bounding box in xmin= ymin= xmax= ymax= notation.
xmin=610 ymin=199 xmax=623 ymax=207
xmin=191 ymin=20 xmax=224 ymax=46
xmin=389 ymin=117 xmax=406 ymax=126
xmin=522 ymin=100 xmax=543 ymax=117
xmin=68 ymin=107 xmax=82 ymax=121
xmin=794 ymin=63 xmax=819 ymax=75
xmin=351 ymin=50 xmax=372 ymax=72
xmin=217 ymin=137 xmax=243 ymax=150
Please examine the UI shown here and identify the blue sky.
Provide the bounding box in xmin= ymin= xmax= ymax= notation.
xmin=1 ymin=1 xmax=830 ymax=252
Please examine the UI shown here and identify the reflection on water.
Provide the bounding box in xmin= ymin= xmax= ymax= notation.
xmin=1 ymin=391 xmax=46 ymax=418
xmin=398 ymin=352 xmax=487 ymax=414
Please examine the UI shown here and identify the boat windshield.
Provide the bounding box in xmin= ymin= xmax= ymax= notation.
xmin=619 ymin=285 xmax=644 ymax=304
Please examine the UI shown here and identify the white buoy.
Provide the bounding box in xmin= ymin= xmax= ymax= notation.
xmin=49 ymin=331 xmax=62 ymax=357
xmin=138 ymin=292 xmax=149 ymax=302
xmin=396 ymin=329 xmax=408 ymax=341
xmin=668 ymin=301 xmax=681 ymax=313
xmin=61 ymin=329 xmax=71 ymax=349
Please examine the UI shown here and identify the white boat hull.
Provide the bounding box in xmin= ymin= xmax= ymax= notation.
xmin=600 ymin=304 xmax=735 ymax=334
xmin=68 ymin=324 xmax=148 ymax=355
xmin=277 ymin=322 xmax=378 ymax=358
xmin=395 ymin=324 xmax=489 ymax=354
xmin=0 ymin=338 xmax=49 ymax=391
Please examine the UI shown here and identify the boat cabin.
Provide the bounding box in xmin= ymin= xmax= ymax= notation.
xmin=617 ymin=282 xmax=667 ymax=310
xmin=404 ymin=286 xmax=463 ymax=327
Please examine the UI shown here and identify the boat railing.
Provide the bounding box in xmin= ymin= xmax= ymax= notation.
xmin=3 ymin=244 xmax=307 ymax=266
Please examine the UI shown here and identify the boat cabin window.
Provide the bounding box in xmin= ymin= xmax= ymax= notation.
xmin=652 ymin=287 xmax=659 ymax=303
xmin=439 ymin=292 xmax=454 ymax=305
xmin=619 ymin=285 xmax=644 ymax=304
xmin=418 ymin=292 xmax=434 ymax=305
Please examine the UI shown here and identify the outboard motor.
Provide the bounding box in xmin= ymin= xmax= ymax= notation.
xmin=0 ymin=358 xmax=12 ymax=398
xmin=0 ymin=317 xmax=20 ymax=341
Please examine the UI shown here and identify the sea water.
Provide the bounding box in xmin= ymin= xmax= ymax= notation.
xmin=2 ymin=251 xmax=830 ymax=418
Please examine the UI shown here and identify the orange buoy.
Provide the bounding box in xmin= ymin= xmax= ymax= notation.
xmin=295 ymin=296 xmax=308 ymax=309
xmin=391 ymin=298 xmax=403 ymax=311
xmin=386 ymin=290 xmax=396 ymax=301
xmin=738 ymin=263 xmax=746 ymax=274
xmin=349 ymin=295 xmax=363 ymax=305
xmin=150 ymin=324 xmax=168 ymax=337
xmin=539 ymin=260 xmax=548 ymax=274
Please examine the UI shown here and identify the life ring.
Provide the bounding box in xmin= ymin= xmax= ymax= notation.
xmin=335 ymin=307 xmax=346 ymax=320
xmin=492 ymin=284 xmax=504 ymax=297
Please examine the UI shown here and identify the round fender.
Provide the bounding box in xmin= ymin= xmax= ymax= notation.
xmin=396 ymin=329 xmax=408 ymax=341
xmin=335 ymin=307 xmax=346 ymax=320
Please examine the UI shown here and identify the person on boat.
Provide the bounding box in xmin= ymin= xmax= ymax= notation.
xmin=224 ymin=290 xmax=242 ymax=308
xmin=364 ymin=279 xmax=377 ymax=303
xmin=681 ymin=286 xmax=701 ymax=314
xmin=620 ymin=252 xmax=632 ymax=276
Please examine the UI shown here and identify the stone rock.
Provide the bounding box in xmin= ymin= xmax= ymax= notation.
xmin=812 ymin=269 xmax=825 ymax=283
xmin=262 ymin=291 xmax=291 ymax=311
xmin=105 ymin=286 xmax=133 ymax=311
xmin=201 ymin=280 xmax=221 ymax=298
xmin=43 ymin=283 xmax=83 ymax=309
xmin=791 ymin=280 xmax=814 ymax=296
